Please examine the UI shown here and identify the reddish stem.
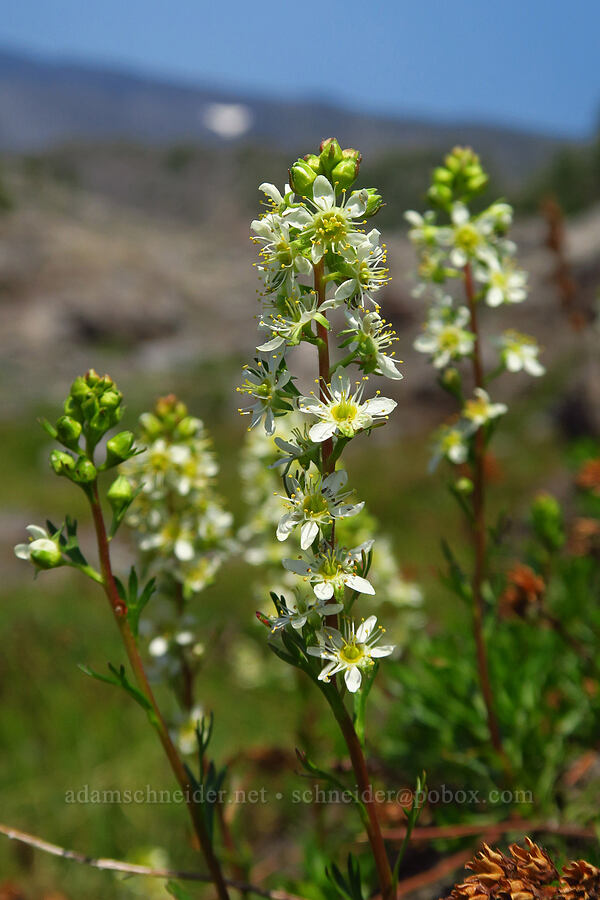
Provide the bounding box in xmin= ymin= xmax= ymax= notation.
xmin=88 ymin=483 xmax=230 ymax=900
xmin=463 ymin=263 xmax=506 ymax=768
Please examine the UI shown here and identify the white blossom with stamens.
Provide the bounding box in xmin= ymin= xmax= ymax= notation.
xmin=237 ymin=352 xmax=294 ymax=435
xmin=499 ymin=331 xmax=545 ymax=376
xmin=284 ymin=175 xmax=368 ymax=264
xmin=283 ymin=544 xmax=375 ymax=600
xmin=463 ymin=388 xmax=507 ymax=427
xmin=299 ymin=373 xmax=396 ymax=442
xmin=343 ymin=309 xmax=403 ymax=380
xmin=334 ymin=229 xmax=389 ymax=307
xmin=307 ymin=616 xmax=395 ymax=692
xmin=257 ymin=293 xmax=337 ymax=352
xmin=414 ymin=302 xmax=475 ymax=369
xmin=276 ymin=468 xmax=364 ymax=550
xmin=269 ymin=591 xmax=343 ymax=631
xmin=476 ymin=251 xmax=527 ymax=307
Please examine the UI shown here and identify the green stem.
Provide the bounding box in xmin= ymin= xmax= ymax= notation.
xmin=464 ymin=262 xmax=507 ymax=772
xmin=313 ymin=261 xmax=334 ymax=477
xmin=87 ymin=482 xmax=230 ymax=900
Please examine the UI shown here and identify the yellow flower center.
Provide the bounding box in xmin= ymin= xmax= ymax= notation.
xmin=331 ymin=400 xmax=357 ymax=423
xmin=314 ymin=210 xmax=348 ymax=245
xmin=340 ymin=643 xmax=365 ymax=664
xmin=303 ymin=493 xmax=329 ymax=517
xmin=455 ymin=224 xmax=480 ymax=254
xmin=438 ymin=327 xmax=460 ymax=351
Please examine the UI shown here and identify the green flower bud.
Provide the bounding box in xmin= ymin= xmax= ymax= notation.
xmin=363 ymin=188 xmax=383 ymax=217
xmin=105 ymin=431 xmax=136 ymax=468
xmin=427 ymin=183 xmax=453 ymax=209
xmin=319 ymin=138 xmax=343 ymax=175
xmin=289 ymin=158 xmax=318 ymax=196
xmin=107 ymin=475 xmax=134 ymax=515
xmin=99 ymin=389 xmax=122 ymax=411
xmin=73 ymin=457 xmax=97 ymax=484
xmin=432 ymin=166 xmax=453 ymax=185
xmin=29 ymin=538 xmax=63 ymax=570
xmin=331 ymin=154 xmax=362 ymax=191
xmin=50 ymin=449 xmax=76 ymax=478
xmin=303 ymin=153 xmax=322 ymax=174
xmin=455 ymin=477 xmax=474 ymax=495
xmin=138 ymin=412 xmax=162 ymax=439
xmin=531 ymin=492 xmax=564 ymax=550
xmin=55 ymin=415 xmax=82 ymax=450
xmin=176 ymin=416 xmax=200 ymax=439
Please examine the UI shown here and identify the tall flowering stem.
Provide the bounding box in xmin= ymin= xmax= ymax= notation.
xmin=463 ymin=261 xmax=503 ymax=759
xmin=406 ymin=147 xmax=546 ymax=772
xmin=244 ymin=139 xmax=405 ymax=898
xmin=15 ymin=371 xmax=231 ymax=900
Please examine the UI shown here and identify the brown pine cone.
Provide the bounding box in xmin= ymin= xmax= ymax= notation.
xmin=510 ymin=837 xmax=559 ymax=885
xmin=559 ymin=860 xmax=600 ymax=899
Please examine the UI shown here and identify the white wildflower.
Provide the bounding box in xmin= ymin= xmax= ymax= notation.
xmin=307 ymin=615 xmax=394 ymax=692
xmin=299 ymin=373 xmax=396 ymax=442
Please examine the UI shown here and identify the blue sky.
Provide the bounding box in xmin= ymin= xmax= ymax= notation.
xmin=2 ymin=0 xmax=599 ymax=137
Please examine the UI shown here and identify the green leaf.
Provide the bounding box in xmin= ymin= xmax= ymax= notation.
xmin=166 ymin=883 xmax=195 ymax=900
xmin=79 ymin=662 xmax=158 ymax=727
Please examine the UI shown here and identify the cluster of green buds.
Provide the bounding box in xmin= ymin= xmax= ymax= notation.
xmin=406 ymin=148 xmax=545 ymax=473
xmin=290 ymin=138 xmax=365 ymax=198
xmin=242 ymin=140 xmax=404 ymax=695
xmin=15 ymin=371 xmax=139 ymax=578
xmin=427 ymin=146 xmax=489 ymax=210
xmin=41 ymin=369 xmax=138 ymax=491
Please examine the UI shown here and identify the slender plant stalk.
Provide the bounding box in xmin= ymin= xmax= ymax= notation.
xmin=314 ymin=260 xmax=334 ymax=478
xmin=323 ymin=684 xmax=394 ymax=900
xmin=88 ymin=483 xmax=231 ymax=900
xmin=463 ymin=263 xmax=505 ymax=765
xmin=0 ymin=823 xmax=307 ymax=900
xmin=311 ymin=261 xmax=393 ymax=898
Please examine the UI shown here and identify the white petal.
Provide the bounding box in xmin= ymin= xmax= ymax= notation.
xmin=313 ymin=580 xmax=334 ymax=600
xmin=334 ymin=279 xmax=357 ymax=302
xmin=363 ymin=397 xmax=397 ymax=416
xmin=256 ymin=336 xmax=285 ymax=352
xmin=404 ymin=210 xmax=423 ymax=226
xmin=14 ymin=543 xmax=31 ymax=560
xmin=276 ymin=514 xmax=296 ymax=542
xmin=312 ymin=175 xmax=335 ymax=209
xmin=451 ymin=203 xmax=469 ymax=225
xmin=285 ymin=208 xmax=312 ymax=229
xmin=149 ymin=636 xmax=169 ymax=657
xmin=377 ymin=354 xmax=403 ymax=380
xmin=486 ymin=286 xmax=504 ymax=308
xmin=345 ymin=574 xmax=375 ymax=595
xmin=309 ymin=421 xmax=337 ymax=442
xmin=259 ymin=183 xmax=283 ymax=205
xmin=370 ymin=645 xmax=395 ymax=658
xmin=26 ymin=525 xmax=48 ymax=540
xmin=323 ymin=469 xmax=347 ymax=493
xmin=311 ymin=242 xmax=324 ymax=264
xmin=356 ymin=615 xmax=377 ymax=641
xmin=345 ymin=191 xmax=368 ymax=218
xmin=174 ymin=538 xmax=194 ymax=561
xmin=345 ymin=666 xmax=362 ymax=692
xmin=282 ymin=558 xmax=311 ymax=576
xmin=300 ymin=520 xmax=319 ymax=550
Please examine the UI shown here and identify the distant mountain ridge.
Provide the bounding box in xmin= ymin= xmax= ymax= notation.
xmin=0 ymin=46 xmax=569 ymax=181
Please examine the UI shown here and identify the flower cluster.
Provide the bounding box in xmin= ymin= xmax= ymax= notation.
xmin=407 ymin=147 xmax=545 ymax=471
xmin=122 ymin=394 xmax=233 ymax=719
xmin=241 ymin=140 xmax=411 ymax=691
